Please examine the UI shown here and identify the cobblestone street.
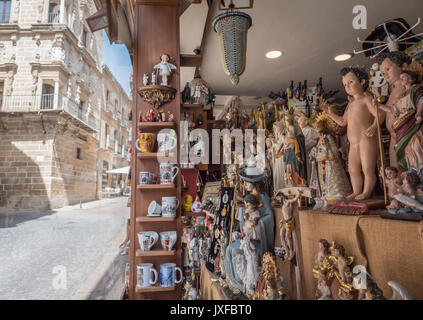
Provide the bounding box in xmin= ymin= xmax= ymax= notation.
xmin=0 ymin=197 xmax=129 ymax=300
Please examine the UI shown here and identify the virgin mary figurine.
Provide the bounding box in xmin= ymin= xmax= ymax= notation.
xmin=224 ymin=165 xmax=275 ymax=295
xmin=309 ymin=113 xmax=352 ymax=209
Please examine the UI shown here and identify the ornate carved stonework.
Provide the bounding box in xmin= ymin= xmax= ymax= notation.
xmin=137 ymin=85 xmax=177 ymax=109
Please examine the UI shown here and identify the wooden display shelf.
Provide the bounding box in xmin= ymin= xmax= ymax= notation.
xmin=182 ymin=104 xmax=203 ymax=109
xmin=182 ymin=211 xmax=206 ymax=217
xmin=135 ymin=285 xmax=176 ymax=294
xmin=138 ymin=122 xmax=175 ymax=129
xmin=137 ymin=184 xmax=175 ymax=190
xmin=137 ymin=152 xmax=175 ymax=160
xmin=136 ymin=216 xmax=176 ymax=223
xmin=136 ymin=249 xmax=176 ymax=257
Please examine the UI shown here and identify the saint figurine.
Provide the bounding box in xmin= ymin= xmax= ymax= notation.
xmin=270 ymin=122 xmax=287 ymax=191
xmin=309 ymin=113 xmax=352 ymax=208
xmin=298 ymin=114 xmax=320 ymax=183
xmin=281 ymin=113 xmax=307 ymax=187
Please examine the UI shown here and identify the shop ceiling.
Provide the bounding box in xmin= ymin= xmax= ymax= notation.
xmin=180 ymin=0 xmax=423 ymax=104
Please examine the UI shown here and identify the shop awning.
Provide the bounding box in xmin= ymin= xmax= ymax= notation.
xmin=106 ymin=166 xmax=130 ymax=174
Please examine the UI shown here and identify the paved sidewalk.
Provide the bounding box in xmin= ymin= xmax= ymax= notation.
xmin=0 ymin=197 xmax=129 ymax=300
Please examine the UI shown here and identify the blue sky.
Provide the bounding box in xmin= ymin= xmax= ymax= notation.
xmin=102 ymin=30 xmax=132 ymax=97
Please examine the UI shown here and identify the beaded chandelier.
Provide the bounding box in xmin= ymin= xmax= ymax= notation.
xmin=212 ymin=2 xmax=252 ymax=85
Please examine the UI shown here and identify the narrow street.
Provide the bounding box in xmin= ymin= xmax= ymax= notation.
xmin=0 ymin=197 xmax=129 ymax=300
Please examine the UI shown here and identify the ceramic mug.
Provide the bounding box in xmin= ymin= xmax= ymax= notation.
xmin=137 ymin=263 xmax=158 ymax=288
xmin=140 ymin=172 xmax=151 ymax=185
xmin=159 ymin=231 xmax=177 ymax=251
xmin=138 ymin=133 xmax=155 ymax=153
xmin=157 ymin=132 xmax=177 ymax=154
xmin=160 ymin=263 xmax=183 ymax=287
xmin=162 ymin=196 xmax=180 ymax=217
xmin=148 ymin=201 xmax=162 ymax=217
xmin=137 ymin=231 xmax=158 ymax=251
xmin=160 ymin=163 xmax=179 ymax=185
xmin=150 ymin=173 xmax=158 ymax=184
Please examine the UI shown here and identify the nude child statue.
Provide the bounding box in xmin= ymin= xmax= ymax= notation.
xmin=326 ymin=67 xmax=381 ymax=200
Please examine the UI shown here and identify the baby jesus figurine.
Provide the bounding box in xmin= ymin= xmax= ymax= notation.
xmin=242 ymin=193 xmax=261 ymax=240
xmin=154 ymin=53 xmax=177 ymax=86
xmin=325 ymin=67 xmax=381 ymax=201
xmin=381 ymin=166 xmax=403 ymax=210
xmin=379 ymin=71 xmax=423 ymax=124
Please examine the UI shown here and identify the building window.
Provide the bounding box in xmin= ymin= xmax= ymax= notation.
xmin=104 ymin=124 xmax=108 ymax=149
xmin=102 ymin=161 xmax=109 ymax=188
xmin=0 ymin=0 xmax=11 ymax=24
xmin=41 ymin=83 xmax=54 ymax=110
xmin=76 ymin=147 xmax=82 ymax=160
xmin=82 ymin=28 xmax=88 ymax=47
xmin=0 ymin=81 xmax=3 ymax=106
xmin=78 ymin=101 xmax=84 ymax=120
xmin=48 ymin=2 xmax=60 ymax=23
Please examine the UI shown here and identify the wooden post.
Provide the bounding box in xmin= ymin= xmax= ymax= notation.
xmin=130 ymin=0 xmax=182 ymax=300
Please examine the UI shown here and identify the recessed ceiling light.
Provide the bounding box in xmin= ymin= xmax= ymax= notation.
xmin=334 ymin=53 xmax=352 ymax=62
xmin=266 ymin=50 xmax=283 ymax=59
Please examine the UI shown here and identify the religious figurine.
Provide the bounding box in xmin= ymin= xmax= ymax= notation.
xmin=189 ymin=231 xmax=201 ymax=271
xmin=151 ymin=71 xmax=157 ymax=85
xmin=270 ymin=122 xmax=287 ymax=192
xmin=315 ymin=273 xmax=332 ymax=300
xmin=389 ymin=171 xmax=423 ymax=213
xmin=242 ymin=194 xmax=261 ymax=240
xmin=182 ymin=82 xmax=191 ymax=103
xmin=277 ymin=189 xmax=302 ymax=262
xmin=281 ymin=113 xmax=307 ymax=187
xmin=378 ymin=69 xmax=423 ymax=171
xmin=309 ymin=112 xmax=352 ymax=209
xmin=224 ymin=166 xmax=275 ymax=295
xmin=298 ymin=113 xmax=319 ymax=183
xmin=333 ymin=243 xmax=353 ymax=285
xmin=313 ymin=239 xmax=330 ymax=271
xmin=183 ymin=276 xmax=200 ymax=300
xmin=142 ymin=73 xmax=149 ymax=86
xmin=357 ymin=272 xmax=386 ymax=300
xmin=325 ymin=67 xmax=380 ymax=200
xmin=154 ymin=53 xmax=177 ymax=86
xmin=377 ymin=51 xmax=412 ymax=169
xmin=369 ymin=63 xmax=389 ymax=101
xmin=226 ymin=104 xmax=239 ymax=130
xmin=191 ymin=83 xmax=202 ymax=104
xmin=382 ymin=166 xmax=403 ymax=210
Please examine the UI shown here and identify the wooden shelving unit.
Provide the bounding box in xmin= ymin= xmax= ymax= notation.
xmin=135 ymin=285 xmax=176 ymax=294
xmin=136 ymin=249 xmax=176 ymax=257
xmin=182 ymin=211 xmax=206 ymax=217
xmin=137 ymin=184 xmax=176 ymax=191
xmin=137 ymin=153 xmax=176 ymax=160
xmin=136 ymin=217 xmax=176 ymax=223
xmin=182 ymin=103 xmax=203 ymax=109
xmin=138 ymin=122 xmax=175 ymax=129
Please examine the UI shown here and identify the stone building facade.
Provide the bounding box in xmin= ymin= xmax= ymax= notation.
xmin=0 ymin=0 xmax=130 ymax=213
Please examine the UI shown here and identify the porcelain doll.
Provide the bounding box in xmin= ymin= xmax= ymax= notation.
xmin=325 ymin=67 xmax=380 ymax=201
xmin=224 ymin=167 xmax=275 ymax=294
xmin=377 ymin=51 xmax=412 ymax=169
xmin=142 ymin=73 xmax=149 ymax=86
xmin=154 ymin=54 xmax=177 ymax=86
xmin=242 ymin=194 xmax=261 ymax=240
xmin=378 ymin=69 xmax=423 ymax=171
xmin=309 ymin=114 xmax=352 ymax=207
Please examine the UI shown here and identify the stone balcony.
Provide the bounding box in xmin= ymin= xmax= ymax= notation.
xmin=0 ymin=94 xmax=100 ymax=133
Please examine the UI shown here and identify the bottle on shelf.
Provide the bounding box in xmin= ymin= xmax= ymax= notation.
xmin=289 ymin=80 xmax=294 ymax=100
xmin=295 ymin=81 xmax=301 ymax=100
xmin=301 ymin=80 xmax=307 ymax=100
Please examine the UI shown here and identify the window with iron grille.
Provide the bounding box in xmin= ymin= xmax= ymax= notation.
xmin=82 ymin=28 xmax=88 ymax=47
xmin=0 ymin=1 xmax=11 ymax=24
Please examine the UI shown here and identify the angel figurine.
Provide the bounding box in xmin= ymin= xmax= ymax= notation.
xmin=154 ymin=54 xmax=177 ymax=86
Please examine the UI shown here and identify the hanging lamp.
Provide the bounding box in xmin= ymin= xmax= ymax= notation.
xmin=212 ymin=1 xmax=252 ymax=85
